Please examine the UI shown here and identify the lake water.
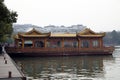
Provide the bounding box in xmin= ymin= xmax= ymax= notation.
xmin=13 ymin=48 xmax=120 ymax=80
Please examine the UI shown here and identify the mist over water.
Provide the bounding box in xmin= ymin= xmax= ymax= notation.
xmin=13 ymin=48 xmax=120 ymax=80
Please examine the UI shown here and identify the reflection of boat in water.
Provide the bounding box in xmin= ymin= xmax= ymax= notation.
xmin=40 ymin=72 xmax=84 ymax=80
xmin=6 ymin=28 xmax=114 ymax=56
xmin=14 ymin=55 xmax=114 ymax=79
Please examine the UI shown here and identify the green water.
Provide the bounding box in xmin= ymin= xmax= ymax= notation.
xmin=13 ymin=48 xmax=120 ymax=80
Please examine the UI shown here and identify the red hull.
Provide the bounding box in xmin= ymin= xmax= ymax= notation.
xmin=5 ymin=47 xmax=114 ymax=57
xmin=8 ymin=52 xmax=113 ymax=57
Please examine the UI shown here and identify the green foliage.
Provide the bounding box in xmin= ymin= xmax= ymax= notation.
xmin=0 ymin=0 xmax=17 ymax=43
xmin=103 ymin=30 xmax=120 ymax=46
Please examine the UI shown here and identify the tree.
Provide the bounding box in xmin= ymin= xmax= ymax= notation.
xmin=111 ymin=30 xmax=120 ymax=45
xmin=0 ymin=0 xmax=18 ymax=43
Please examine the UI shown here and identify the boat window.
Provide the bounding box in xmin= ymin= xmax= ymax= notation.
xmin=64 ymin=41 xmax=78 ymax=48
xmin=47 ymin=41 xmax=61 ymax=48
xmin=81 ymin=40 xmax=89 ymax=48
xmin=64 ymin=41 xmax=72 ymax=47
xmin=24 ymin=40 xmax=33 ymax=47
xmin=35 ymin=41 xmax=44 ymax=48
xmin=73 ymin=41 xmax=78 ymax=48
xmin=93 ymin=40 xmax=99 ymax=47
xmin=18 ymin=42 xmax=22 ymax=47
xmin=47 ymin=41 xmax=50 ymax=47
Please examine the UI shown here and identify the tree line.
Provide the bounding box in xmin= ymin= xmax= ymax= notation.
xmin=103 ymin=30 xmax=120 ymax=46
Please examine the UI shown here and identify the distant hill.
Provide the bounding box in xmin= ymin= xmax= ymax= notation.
xmin=13 ymin=24 xmax=86 ymax=34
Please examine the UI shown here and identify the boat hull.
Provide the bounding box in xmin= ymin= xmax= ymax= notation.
xmin=5 ymin=47 xmax=114 ymax=57
xmin=8 ymin=52 xmax=113 ymax=57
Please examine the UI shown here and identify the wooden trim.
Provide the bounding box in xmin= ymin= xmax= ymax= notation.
xmin=44 ymin=38 xmax=47 ymax=48
xmin=22 ymin=39 xmax=24 ymax=48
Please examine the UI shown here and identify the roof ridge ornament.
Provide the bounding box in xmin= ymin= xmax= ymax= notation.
xmin=32 ymin=28 xmax=36 ymax=31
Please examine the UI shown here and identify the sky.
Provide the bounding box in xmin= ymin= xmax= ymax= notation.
xmin=4 ymin=0 xmax=120 ymax=32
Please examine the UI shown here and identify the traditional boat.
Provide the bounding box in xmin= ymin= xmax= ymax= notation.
xmin=5 ymin=28 xmax=114 ymax=56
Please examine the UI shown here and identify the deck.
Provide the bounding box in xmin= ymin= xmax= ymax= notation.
xmin=0 ymin=49 xmax=26 ymax=80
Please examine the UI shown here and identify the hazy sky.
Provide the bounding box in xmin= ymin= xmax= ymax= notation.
xmin=5 ymin=0 xmax=120 ymax=32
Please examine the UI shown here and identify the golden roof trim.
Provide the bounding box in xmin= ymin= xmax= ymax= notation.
xmin=14 ymin=28 xmax=106 ymax=38
xmin=25 ymin=28 xmax=42 ymax=35
xmin=78 ymin=35 xmax=104 ymax=37
xmin=17 ymin=28 xmax=50 ymax=37
xmin=77 ymin=28 xmax=105 ymax=37
xmin=20 ymin=35 xmax=49 ymax=37
xmin=50 ymin=33 xmax=76 ymax=37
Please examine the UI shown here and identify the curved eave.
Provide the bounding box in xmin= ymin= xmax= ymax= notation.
xmin=14 ymin=34 xmax=20 ymax=39
xmin=78 ymin=35 xmax=104 ymax=37
xmin=20 ymin=35 xmax=49 ymax=37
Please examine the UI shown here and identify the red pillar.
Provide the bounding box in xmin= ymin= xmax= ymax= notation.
xmin=61 ymin=38 xmax=64 ymax=48
xmin=44 ymin=38 xmax=47 ymax=48
xmin=100 ymin=38 xmax=103 ymax=48
xmin=22 ymin=39 xmax=24 ymax=48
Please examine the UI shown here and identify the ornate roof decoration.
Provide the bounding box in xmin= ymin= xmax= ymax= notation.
xmin=77 ymin=28 xmax=105 ymax=37
xmin=16 ymin=28 xmax=50 ymax=38
xmin=25 ymin=28 xmax=42 ymax=35
xmin=78 ymin=28 xmax=96 ymax=35
xmin=14 ymin=28 xmax=105 ymax=38
xmin=14 ymin=34 xmax=19 ymax=39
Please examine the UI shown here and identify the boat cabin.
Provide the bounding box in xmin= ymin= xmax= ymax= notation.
xmin=15 ymin=28 xmax=105 ymax=49
xmin=6 ymin=28 xmax=114 ymax=56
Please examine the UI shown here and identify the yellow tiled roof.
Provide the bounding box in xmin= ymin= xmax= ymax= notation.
xmin=77 ymin=28 xmax=105 ymax=37
xmin=14 ymin=28 xmax=106 ymax=38
xmin=50 ymin=33 xmax=76 ymax=37
xmin=16 ymin=28 xmax=50 ymax=37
